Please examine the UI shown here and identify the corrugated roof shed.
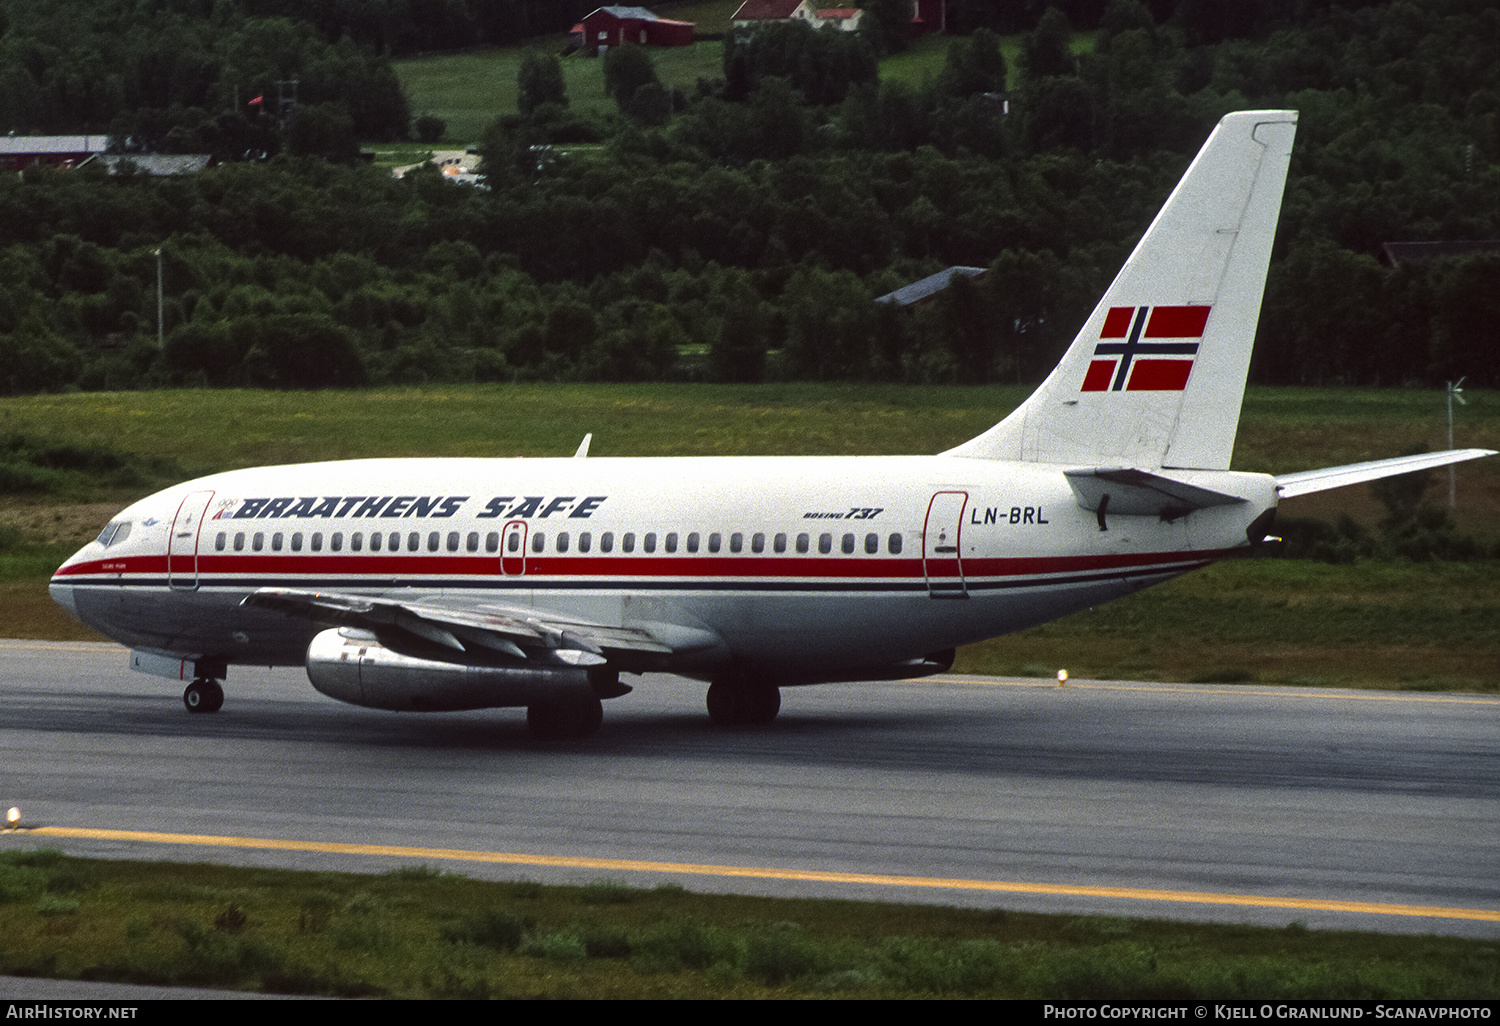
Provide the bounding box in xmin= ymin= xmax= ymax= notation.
xmin=876 ymin=267 xmax=988 ymax=307
xmin=0 ymin=135 xmax=111 ymax=156
xmin=89 ymin=154 xmax=212 ymax=176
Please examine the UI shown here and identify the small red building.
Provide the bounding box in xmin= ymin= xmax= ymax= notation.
xmin=576 ymin=6 xmax=694 ymax=56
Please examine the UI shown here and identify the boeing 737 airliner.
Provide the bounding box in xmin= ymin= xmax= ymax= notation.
xmin=50 ymin=111 xmax=1494 ymax=738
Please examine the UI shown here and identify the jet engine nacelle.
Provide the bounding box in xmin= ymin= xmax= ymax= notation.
xmin=305 ymin=628 xmax=594 ymax=712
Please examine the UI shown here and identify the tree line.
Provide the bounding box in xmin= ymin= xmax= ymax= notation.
xmin=0 ymin=0 xmax=409 ymax=151
xmin=0 ymin=0 xmax=1497 ymax=396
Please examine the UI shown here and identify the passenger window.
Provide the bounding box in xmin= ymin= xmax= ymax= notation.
xmin=507 ymin=531 xmax=520 ymax=553
xmin=752 ymin=532 xmax=765 ymax=554
xmin=730 ymin=532 xmax=743 ymax=553
xmin=427 ymin=532 xmax=440 ymax=552
xmin=888 ymin=533 xmax=902 ymax=555
xmin=774 ymin=532 xmax=786 ymax=554
xmin=311 ymin=533 xmax=323 ymax=552
xmin=665 ymin=532 xmax=678 ymax=553
xmin=234 ymin=532 xmax=245 ymax=552
xmin=486 ymin=532 xmax=499 ymax=553
xmin=643 ymin=532 xmax=656 ymax=553
xmin=330 ymin=532 xmax=342 ymax=552
xmin=708 ymin=532 xmax=721 ymax=553
xmin=215 ymin=532 xmax=226 ymax=552
xmin=467 ymin=532 xmax=479 ymax=553
xmin=252 ymin=532 xmax=264 ymax=552
xmin=601 ymin=532 xmax=614 ymax=553
xmin=865 ymin=533 xmax=878 ymax=554
xmin=623 ymin=532 xmax=635 ymax=553
xmin=842 ymin=533 xmax=855 ymax=554
xmin=370 ymin=532 xmax=382 ymax=553
xmin=408 ymin=532 xmax=420 ymax=552
xmin=686 ymin=532 xmax=700 ymax=553
xmin=557 ymin=532 xmax=569 ymax=553
xmin=447 ymin=531 xmax=460 ymax=553
xmin=532 ymin=532 xmax=545 ymax=553
xmin=350 ymin=532 xmax=362 ymax=552
xmin=818 ymin=533 xmax=832 ymax=554
xmin=796 ymin=533 xmax=810 ymax=554
xmin=272 ymin=532 xmax=284 ymax=552
xmin=579 ymin=532 xmax=591 ymax=553
xmin=292 ymin=533 xmax=303 ymax=552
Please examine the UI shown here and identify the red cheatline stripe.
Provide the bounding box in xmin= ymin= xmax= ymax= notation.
xmin=55 ymin=549 xmax=1226 ymax=584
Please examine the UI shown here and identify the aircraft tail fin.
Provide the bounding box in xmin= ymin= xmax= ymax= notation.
xmin=945 ymin=110 xmax=1298 ymax=471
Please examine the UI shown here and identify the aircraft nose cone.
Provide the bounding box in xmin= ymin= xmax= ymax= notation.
xmin=49 ymin=580 xmax=79 ymax=620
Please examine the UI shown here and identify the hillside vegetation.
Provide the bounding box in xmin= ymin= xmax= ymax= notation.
xmin=0 ymin=0 xmax=1495 ymax=397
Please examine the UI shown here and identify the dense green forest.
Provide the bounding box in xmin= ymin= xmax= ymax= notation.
xmin=0 ymin=0 xmax=1496 ymax=394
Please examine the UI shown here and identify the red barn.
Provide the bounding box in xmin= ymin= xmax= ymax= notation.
xmin=576 ymin=6 xmax=694 ymax=56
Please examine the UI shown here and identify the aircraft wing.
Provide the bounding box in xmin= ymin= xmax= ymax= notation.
xmin=1275 ymin=449 xmax=1497 ymax=499
xmin=242 ymin=587 xmax=705 ymax=670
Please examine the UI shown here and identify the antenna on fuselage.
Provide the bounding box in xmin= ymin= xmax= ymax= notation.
xmin=573 ymin=433 xmax=592 ymax=458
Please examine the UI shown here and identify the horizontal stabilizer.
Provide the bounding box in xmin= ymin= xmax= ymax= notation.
xmin=1275 ymin=449 xmax=1497 ymax=499
xmin=1065 ymin=467 xmax=1248 ymax=518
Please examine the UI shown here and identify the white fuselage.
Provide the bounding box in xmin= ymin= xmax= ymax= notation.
xmin=50 ymin=455 xmax=1276 ymax=684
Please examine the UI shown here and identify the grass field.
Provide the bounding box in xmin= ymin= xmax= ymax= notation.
xmin=1 ymin=849 xmax=1495 ymax=998
xmin=3 ymin=383 xmax=1496 ymax=688
xmin=395 ymin=39 xmax=728 ymax=144
xmin=389 ymin=6 xmax=1049 ymax=144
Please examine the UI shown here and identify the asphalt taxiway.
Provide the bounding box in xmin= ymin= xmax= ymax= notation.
xmin=2 ymin=639 xmax=1497 ymax=938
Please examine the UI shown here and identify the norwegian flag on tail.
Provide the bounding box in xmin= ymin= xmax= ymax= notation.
xmin=1081 ymin=305 xmax=1210 ymax=392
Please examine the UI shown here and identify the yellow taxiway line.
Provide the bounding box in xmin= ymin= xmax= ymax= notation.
xmin=18 ymin=825 xmax=1500 ymax=924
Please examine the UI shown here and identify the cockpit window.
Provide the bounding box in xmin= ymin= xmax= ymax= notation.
xmin=96 ymin=521 xmax=131 ymax=547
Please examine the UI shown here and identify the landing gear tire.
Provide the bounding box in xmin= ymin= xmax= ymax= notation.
xmin=706 ymin=679 xmax=780 ymax=728
xmin=183 ymin=678 xmax=224 ymax=714
xmin=527 ymin=693 xmax=604 ymax=740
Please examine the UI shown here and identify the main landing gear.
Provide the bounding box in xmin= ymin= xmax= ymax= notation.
xmin=183 ymin=678 xmax=224 ymax=714
xmin=706 ymin=678 xmax=780 ymax=728
xmin=526 ymin=693 xmax=604 ymax=740
xmin=525 ymin=668 xmax=624 ymax=740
